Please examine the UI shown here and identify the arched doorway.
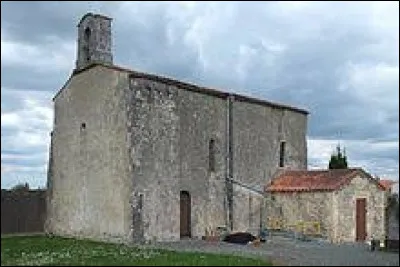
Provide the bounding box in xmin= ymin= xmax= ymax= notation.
xmin=180 ymin=191 xmax=191 ymax=238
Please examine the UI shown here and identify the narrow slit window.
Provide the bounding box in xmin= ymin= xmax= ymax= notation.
xmin=138 ymin=193 xmax=143 ymax=212
xmin=279 ymin=141 xmax=286 ymax=167
xmin=209 ymin=139 xmax=215 ymax=172
xmin=84 ymin=27 xmax=91 ymax=61
xmin=84 ymin=27 xmax=91 ymax=43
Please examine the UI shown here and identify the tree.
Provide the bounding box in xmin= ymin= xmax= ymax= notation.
xmin=11 ymin=182 xmax=30 ymax=191
xmin=328 ymin=144 xmax=348 ymax=169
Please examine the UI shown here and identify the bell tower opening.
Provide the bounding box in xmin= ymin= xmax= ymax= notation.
xmin=75 ymin=13 xmax=113 ymax=71
xmin=84 ymin=27 xmax=91 ymax=62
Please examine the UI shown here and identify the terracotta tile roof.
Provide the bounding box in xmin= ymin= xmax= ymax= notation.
xmin=265 ymin=168 xmax=386 ymax=192
xmin=378 ymin=179 xmax=396 ymax=191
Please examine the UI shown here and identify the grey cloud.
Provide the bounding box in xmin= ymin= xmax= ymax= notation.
xmin=349 ymin=144 xmax=399 ymax=163
xmin=2 ymin=154 xmax=46 ymax=168
xmin=231 ymin=6 xmax=398 ymax=142
xmin=1 ymin=65 xmax=70 ymax=92
xmin=1 ymin=1 xmax=118 ymax=44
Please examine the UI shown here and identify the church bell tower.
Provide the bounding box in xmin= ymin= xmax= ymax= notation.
xmin=76 ymin=13 xmax=113 ymax=70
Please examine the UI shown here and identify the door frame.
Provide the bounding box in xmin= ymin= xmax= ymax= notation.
xmin=355 ymin=198 xmax=367 ymax=242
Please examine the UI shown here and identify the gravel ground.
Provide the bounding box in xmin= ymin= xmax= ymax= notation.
xmin=146 ymin=236 xmax=399 ymax=266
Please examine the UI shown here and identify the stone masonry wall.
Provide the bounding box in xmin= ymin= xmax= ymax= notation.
xmin=47 ymin=66 xmax=132 ymax=242
xmin=265 ymin=191 xmax=333 ymax=239
xmin=335 ymin=176 xmax=386 ymax=243
xmin=49 ymin=64 xmax=309 ymax=243
xmin=231 ymin=99 xmax=308 ymax=233
xmin=387 ymin=200 xmax=399 ymax=240
xmin=127 ymin=75 xmax=308 ymax=240
xmin=233 ymin=184 xmax=264 ymax=235
xmin=77 ymin=14 xmax=113 ymax=70
xmin=232 ymin=102 xmax=307 ymax=188
xmin=127 ymin=76 xmax=227 ymax=241
xmin=265 ymin=176 xmax=387 ymax=243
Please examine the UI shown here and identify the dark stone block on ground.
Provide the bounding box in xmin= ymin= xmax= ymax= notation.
xmin=222 ymin=232 xmax=257 ymax=245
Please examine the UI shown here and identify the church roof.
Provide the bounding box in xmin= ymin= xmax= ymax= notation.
xmin=265 ymin=168 xmax=386 ymax=192
xmin=57 ymin=63 xmax=309 ymax=115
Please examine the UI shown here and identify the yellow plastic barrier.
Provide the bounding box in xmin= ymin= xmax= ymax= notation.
xmin=266 ymin=217 xmax=285 ymax=230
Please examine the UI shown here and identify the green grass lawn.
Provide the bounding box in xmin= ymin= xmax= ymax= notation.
xmin=1 ymin=235 xmax=271 ymax=266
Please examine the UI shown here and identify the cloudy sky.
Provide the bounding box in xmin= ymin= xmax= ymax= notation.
xmin=1 ymin=1 xmax=399 ymax=190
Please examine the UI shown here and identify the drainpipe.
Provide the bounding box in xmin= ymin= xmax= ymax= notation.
xmin=225 ymin=94 xmax=234 ymax=231
xmin=225 ymin=95 xmax=229 ymax=231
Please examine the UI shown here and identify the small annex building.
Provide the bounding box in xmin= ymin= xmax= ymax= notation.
xmin=264 ymin=168 xmax=388 ymax=243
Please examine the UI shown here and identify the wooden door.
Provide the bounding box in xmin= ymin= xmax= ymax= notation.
xmin=180 ymin=191 xmax=191 ymax=238
xmin=356 ymin=198 xmax=367 ymax=241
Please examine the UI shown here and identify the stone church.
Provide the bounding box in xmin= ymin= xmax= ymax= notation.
xmin=45 ymin=13 xmax=308 ymax=243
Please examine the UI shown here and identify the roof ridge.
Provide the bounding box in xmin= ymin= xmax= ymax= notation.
xmin=306 ymin=168 xmax=361 ymax=172
xmin=61 ymin=63 xmax=309 ymax=114
xmin=266 ymin=167 xmax=368 ymax=193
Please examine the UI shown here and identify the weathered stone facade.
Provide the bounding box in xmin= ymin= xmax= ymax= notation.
xmin=265 ymin=191 xmax=334 ymax=239
xmin=386 ymin=197 xmax=399 ymax=241
xmin=46 ymin=13 xmax=308 ymax=243
xmin=265 ymin=174 xmax=387 ymax=243
xmin=335 ymin=176 xmax=386 ymax=243
xmin=46 ymin=67 xmax=132 ymax=243
xmin=233 ymin=184 xmax=265 ymax=236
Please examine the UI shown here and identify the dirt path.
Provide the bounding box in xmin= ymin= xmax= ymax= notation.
xmin=147 ymin=236 xmax=399 ymax=266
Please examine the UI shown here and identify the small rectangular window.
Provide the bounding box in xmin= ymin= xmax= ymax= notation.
xmin=209 ymin=139 xmax=216 ymax=172
xmin=279 ymin=141 xmax=286 ymax=167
